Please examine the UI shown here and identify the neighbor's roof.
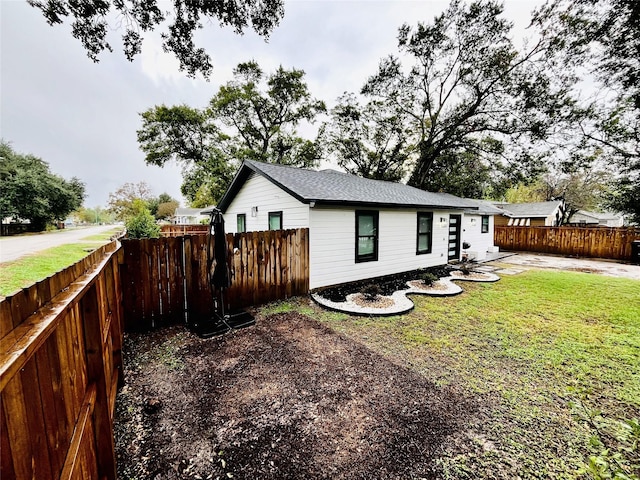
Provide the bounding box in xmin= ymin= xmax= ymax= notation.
xmin=462 ymin=199 xmax=505 ymax=215
xmin=492 ymin=200 xmax=563 ymax=218
xmin=174 ymin=207 xmax=207 ymax=216
xmin=574 ymin=210 xmax=623 ymax=221
xmin=218 ymin=160 xmax=479 ymax=212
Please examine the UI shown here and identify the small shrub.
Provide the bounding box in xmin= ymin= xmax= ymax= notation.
xmin=460 ymin=264 xmax=472 ymax=276
xmin=360 ymin=283 xmax=382 ymax=301
xmin=421 ymin=272 xmax=439 ymax=286
xmin=126 ymin=206 xmax=160 ymax=239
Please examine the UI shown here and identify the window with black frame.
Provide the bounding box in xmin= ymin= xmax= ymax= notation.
xmin=268 ymin=211 xmax=282 ymax=230
xmin=237 ymin=213 xmax=246 ymax=233
xmin=481 ymin=215 xmax=490 ymax=233
xmin=356 ymin=211 xmax=378 ymax=262
xmin=416 ymin=212 xmax=433 ymax=254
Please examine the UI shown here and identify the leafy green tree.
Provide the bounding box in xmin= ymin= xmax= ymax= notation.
xmin=107 ymin=181 xmax=154 ymax=221
xmin=544 ymin=169 xmax=612 ymax=220
xmin=419 ymin=151 xmax=493 ymax=198
xmin=148 ymin=192 xmax=179 ymax=220
xmin=0 ymin=141 xmax=85 ymax=231
xmin=125 ymin=199 xmax=160 ymax=238
xmin=326 ymin=93 xmax=410 ymax=182
xmin=606 ymin=178 xmax=640 ymax=224
xmin=532 ymin=0 xmax=639 ymax=220
xmin=501 ymin=181 xmax=548 ymax=204
xmin=27 ymin=0 xmax=284 ymax=78
xmin=138 ymin=61 xmax=326 ymax=205
xmin=360 ymin=0 xmax=563 ymax=192
xmin=76 ymin=206 xmax=114 ymax=224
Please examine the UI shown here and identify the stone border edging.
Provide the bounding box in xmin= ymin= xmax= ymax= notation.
xmin=311 ymin=271 xmax=500 ymax=316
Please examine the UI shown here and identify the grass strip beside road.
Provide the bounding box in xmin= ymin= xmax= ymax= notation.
xmin=0 ymin=228 xmax=122 ymax=297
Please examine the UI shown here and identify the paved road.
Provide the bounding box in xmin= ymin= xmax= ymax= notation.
xmin=0 ymin=225 xmax=119 ymax=263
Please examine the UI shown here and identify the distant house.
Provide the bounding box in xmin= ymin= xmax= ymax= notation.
xmin=492 ymin=200 xmax=566 ymax=227
xmin=172 ymin=207 xmax=210 ymax=225
xmin=568 ymin=210 xmax=625 ymax=227
xmin=217 ymin=160 xmax=500 ymax=289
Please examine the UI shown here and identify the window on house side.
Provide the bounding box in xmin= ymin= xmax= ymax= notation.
xmin=237 ymin=214 xmax=246 ymax=233
xmin=268 ymin=211 xmax=282 ymax=230
xmin=356 ymin=211 xmax=378 ymax=263
xmin=416 ymin=212 xmax=433 ymax=254
xmin=481 ymin=215 xmax=489 ymax=233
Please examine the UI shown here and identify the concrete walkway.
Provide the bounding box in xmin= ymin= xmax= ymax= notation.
xmin=482 ymin=251 xmax=640 ymax=280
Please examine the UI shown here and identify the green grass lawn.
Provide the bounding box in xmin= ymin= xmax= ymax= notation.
xmin=307 ymin=270 xmax=640 ymax=479
xmin=0 ymin=229 xmax=123 ymax=297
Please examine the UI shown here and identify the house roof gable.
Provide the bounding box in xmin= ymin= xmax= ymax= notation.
xmin=218 ymin=160 xmax=479 ymax=212
xmin=492 ymin=200 xmax=564 ymax=218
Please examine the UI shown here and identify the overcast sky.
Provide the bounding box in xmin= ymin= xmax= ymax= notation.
xmin=1 ymin=0 xmax=543 ymax=208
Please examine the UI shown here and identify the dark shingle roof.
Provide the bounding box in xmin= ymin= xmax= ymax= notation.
xmin=493 ymin=201 xmax=563 ymax=217
xmin=462 ymin=199 xmax=505 ymax=215
xmin=218 ymin=160 xmax=479 ymax=211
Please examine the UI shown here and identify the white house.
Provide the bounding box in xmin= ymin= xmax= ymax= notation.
xmin=218 ymin=160 xmax=498 ymax=289
xmin=461 ymin=200 xmax=504 ymax=260
xmin=568 ymin=210 xmax=625 ymax=227
xmin=172 ymin=207 xmax=210 ymax=225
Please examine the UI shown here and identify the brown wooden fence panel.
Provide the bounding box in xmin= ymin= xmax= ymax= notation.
xmin=160 ymin=225 xmax=209 ymax=237
xmin=0 ymin=240 xmax=123 ymax=480
xmin=494 ymin=226 xmax=640 ymax=260
xmin=120 ymin=228 xmax=310 ymax=331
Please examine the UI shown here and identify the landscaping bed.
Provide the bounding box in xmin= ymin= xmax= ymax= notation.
xmin=313 ymin=266 xmax=454 ymax=302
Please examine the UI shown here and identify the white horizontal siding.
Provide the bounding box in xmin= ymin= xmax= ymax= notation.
xmin=462 ymin=214 xmax=495 ymax=258
xmin=309 ymin=207 xmax=455 ymax=289
xmin=223 ymin=173 xmax=309 ymax=233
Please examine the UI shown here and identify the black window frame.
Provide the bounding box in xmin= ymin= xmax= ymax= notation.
xmin=268 ymin=211 xmax=283 ymax=230
xmin=481 ymin=215 xmax=490 ymax=233
xmin=416 ymin=212 xmax=433 ymax=255
xmin=355 ymin=210 xmax=379 ymax=263
xmin=237 ymin=213 xmax=246 ymax=233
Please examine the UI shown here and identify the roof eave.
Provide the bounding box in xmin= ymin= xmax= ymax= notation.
xmin=312 ymin=199 xmax=478 ymax=210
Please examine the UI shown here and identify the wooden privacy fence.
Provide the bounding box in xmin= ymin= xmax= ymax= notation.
xmin=120 ymin=228 xmax=310 ymax=331
xmin=494 ymin=226 xmax=640 ymax=260
xmin=160 ymin=224 xmax=209 ymax=237
xmin=0 ymin=240 xmax=124 ymax=479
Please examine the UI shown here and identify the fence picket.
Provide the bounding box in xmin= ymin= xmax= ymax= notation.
xmin=494 ymin=226 xmax=640 ymax=260
xmin=119 ymin=229 xmax=310 ymax=330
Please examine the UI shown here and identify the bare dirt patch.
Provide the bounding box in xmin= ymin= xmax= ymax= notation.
xmin=115 ymin=312 xmax=478 ymax=479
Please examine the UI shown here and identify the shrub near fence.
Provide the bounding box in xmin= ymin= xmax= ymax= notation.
xmin=494 ymin=226 xmax=640 ymax=260
xmin=120 ymin=228 xmax=310 ymax=331
xmin=0 ymin=240 xmax=124 ymax=480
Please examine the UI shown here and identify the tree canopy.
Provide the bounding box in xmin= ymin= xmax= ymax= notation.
xmin=106 ymin=181 xmax=178 ymax=221
xmin=358 ymin=0 xmax=561 ymax=192
xmin=531 ymin=0 xmax=640 ymax=222
xmin=27 ymin=0 xmax=284 ymax=78
xmin=0 ymin=141 xmax=85 ymax=231
xmin=107 ymin=181 xmax=154 ymax=221
xmin=138 ymin=61 xmax=326 ymax=206
xmin=326 ymin=93 xmax=410 ymax=182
